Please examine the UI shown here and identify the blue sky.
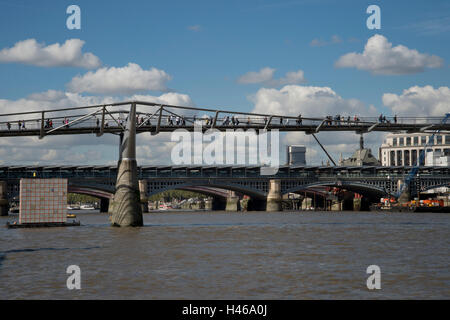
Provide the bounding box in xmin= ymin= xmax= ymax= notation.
xmin=0 ymin=0 xmax=448 ymax=108
xmin=0 ymin=0 xmax=449 ymax=165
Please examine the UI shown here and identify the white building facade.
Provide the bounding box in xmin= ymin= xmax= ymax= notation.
xmin=379 ymin=133 xmax=450 ymax=167
xmin=287 ymin=145 xmax=306 ymax=166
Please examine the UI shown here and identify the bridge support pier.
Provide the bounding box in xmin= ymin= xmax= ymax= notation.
xmin=110 ymin=103 xmax=143 ymax=227
xmin=240 ymin=197 xmax=249 ymax=212
xmin=397 ymin=179 xmax=411 ymax=204
xmin=139 ymin=180 xmax=149 ymax=213
xmin=226 ymin=191 xmax=240 ymax=211
xmin=331 ymin=200 xmax=343 ymax=211
xmin=0 ymin=181 xmax=8 ymax=216
xmin=204 ymin=197 xmax=213 ymax=211
xmin=100 ymin=198 xmax=109 ymax=213
xmin=266 ymin=179 xmax=282 ymax=212
xmin=353 ymin=198 xmax=361 ymax=211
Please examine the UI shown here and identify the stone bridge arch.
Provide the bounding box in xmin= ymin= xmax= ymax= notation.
xmin=179 ymin=186 xmax=230 ymax=199
xmin=67 ymin=185 xmax=114 ymax=200
xmin=420 ymin=181 xmax=450 ymax=193
xmin=145 ymin=179 xmax=268 ymax=200
xmin=283 ymin=181 xmax=387 ymax=202
xmin=67 ymin=185 xmax=114 ymax=212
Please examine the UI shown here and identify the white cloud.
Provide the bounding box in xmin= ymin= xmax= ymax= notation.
xmin=187 ymin=25 xmax=201 ymax=32
xmin=310 ymin=39 xmax=327 ymax=47
xmin=273 ymin=70 xmax=306 ymax=86
xmin=250 ymin=85 xmax=380 ymax=164
xmin=132 ymin=92 xmax=193 ymax=107
xmin=0 ymin=90 xmax=193 ymax=165
xmin=237 ymin=67 xmax=306 ymax=87
xmin=397 ymin=16 xmax=450 ymax=36
xmin=250 ymin=85 xmax=374 ymax=117
xmin=310 ymin=35 xmax=342 ymax=47
xmin=382 ymin=85 xmax=450 ymax=117
xmin=335 ymin=34 xmax=444 ymax=75
xmin=331 ymin=35 xmax=342 ymax=44
xmin=67 ymin=63 xmax=172 ymax=94
xmin=237 ymin=67 xmax=276 ymax=84
xmin=0 ymin=38 xmax=101 ymax=69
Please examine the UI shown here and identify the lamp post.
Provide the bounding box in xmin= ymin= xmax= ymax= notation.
xmin=387 ymin=174 xmax=392 ymax=207
xmin=417 ymin=173 xmax=421 ymax=201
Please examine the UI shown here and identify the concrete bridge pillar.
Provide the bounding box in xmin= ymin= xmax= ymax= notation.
xmin=204 ymin=197 xmax=213 ymax=211
xmin=100 ymin=198 xmax=110 ymax=213
xmin=397 ymin=179 xmax=411 ymax=204
xmin=108 ymin=132 xmax=125 ymax=215
xmin=110 ymin=103 xmax=143 ymax=227
xmin=266 ymin=179 xmax=282 ymax=212
xmin=139 ymin=180 xmax=149 ymax=213
xmin=226 ymin=191 xmax=240 ymax=211
xmin=0 ymin=181 xmax=8 ymax=216
xmin=301 ymin=197 xmax=312 ymax=210
xmin=240 ymin=197 xmax=249 ymax=212
xmin=353 ymin=198 xmax=361 ymax=211
xmin=331 ymin=200 xmax=343 ymax=211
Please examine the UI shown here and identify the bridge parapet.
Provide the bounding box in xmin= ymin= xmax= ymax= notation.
xmin=1 ymin=166 xmax=448 ymax=203
xmin=1 ymin=165 xmax=449 ymax=180
xmin=0 ymin=181 xmax=8 ymax=216
xmin=0 ymin=100 xmax=448 ymax=137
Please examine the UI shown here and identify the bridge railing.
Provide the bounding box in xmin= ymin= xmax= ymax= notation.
xmin=1 ymin=114 xmax=446 ymax=133
xmin=0 ymin=101 xmax=448 ymax=136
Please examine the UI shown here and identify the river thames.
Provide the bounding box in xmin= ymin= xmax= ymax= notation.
xmin=1 ymin=211 xmax=449 ymax=299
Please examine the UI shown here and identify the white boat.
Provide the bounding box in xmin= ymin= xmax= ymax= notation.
xmin=80 ymin=204 xmax=95 ymax=210
xmin=158 ymin=203 xmax=172 ymax=210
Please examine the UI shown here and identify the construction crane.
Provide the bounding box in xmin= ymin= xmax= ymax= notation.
xmin=396 ymin=113 xmax=450 ymax=199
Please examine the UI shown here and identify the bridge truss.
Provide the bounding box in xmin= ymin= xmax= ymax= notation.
xmin=0 ymin=101 xmax=449 ymax=138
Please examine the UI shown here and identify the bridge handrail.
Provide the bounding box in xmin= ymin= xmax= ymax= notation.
xmin=0 ymin=101 xmax=448 ymax=129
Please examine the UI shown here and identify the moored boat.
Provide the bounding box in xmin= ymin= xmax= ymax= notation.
xmin=6 ymin=221 xmax=81 ymax=228
xmin=80 ymin=204 xmax=95 ymax=210
xmin=158 ymin=203 xmax=172 ymax=210
xmin=370 ymin=198 xmax=450 ymax=213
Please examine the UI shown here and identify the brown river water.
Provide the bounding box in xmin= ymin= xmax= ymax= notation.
xmin=0 ymin=210 xmax=449 ymax=299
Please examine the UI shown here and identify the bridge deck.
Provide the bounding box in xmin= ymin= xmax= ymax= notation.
xmin=2 ymin=165 xmax=448 ymax=201
xmin=0 ymin=101 xmax=448 ymax=137
xmin=0 ymin=123 xmax=449 ymax=137
xmin=1 ymin=164 xmax=449 ymax=179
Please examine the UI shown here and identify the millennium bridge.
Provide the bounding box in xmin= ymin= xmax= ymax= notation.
xmin=0 ymin=101 xmax=449 ymax=224
xmin=0 ymin=101 xmax=449 ymax=138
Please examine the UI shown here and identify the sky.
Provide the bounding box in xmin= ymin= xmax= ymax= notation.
xmin=0 ymin=0 xmax=449 ymax=165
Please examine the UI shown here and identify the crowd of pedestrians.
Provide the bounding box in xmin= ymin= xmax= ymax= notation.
xmin=0 ymin=112 xmax=401 ymax=132
xmin=378 ymin=113 xmax=397 ymax=124
xmin=324 ymin=115 xmax=362 ymax=125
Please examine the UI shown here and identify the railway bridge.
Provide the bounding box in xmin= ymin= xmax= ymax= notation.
xmin=1 ymin=164 xmax=449 ymax=214
xmin=0 ymin=101 xmax=449 ymax=224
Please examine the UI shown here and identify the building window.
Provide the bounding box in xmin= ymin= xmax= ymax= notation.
xmin=399 ymin=137 xmax=404 ymax=146
xmin=406 ymin=137 xmax=411 ymax=146
xmin=446 ymin=135 xmax=450 ymax=145
xmin=444 ymin=148 xmax=450 ymax=156
xmin=412 ymin=149 xmax=418 ymax=166
xmin=404 ymin=150 xmax=410 ymax=166
xmin=437 ymin=135 xmax=443 ymax=145
xmin=413 ymin=136 xmax=418 ymax=146
xmin=421 ymin=136 xmax=427 ymax=145
xmin=393 ymin=138 xmax=397 ymax=147
xmin=396 ymin=150 xmax=402 ymax=166
xmin=390 ymin=151 xmax=395 ymax=166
